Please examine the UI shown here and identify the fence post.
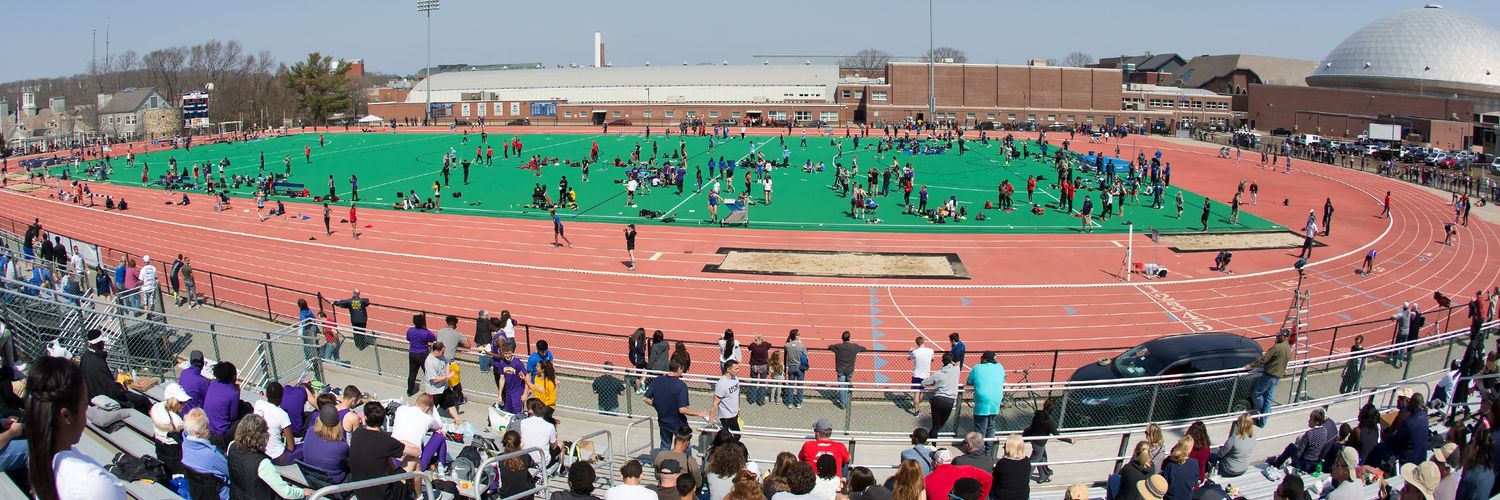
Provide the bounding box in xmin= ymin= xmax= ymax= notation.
xmin=263 ymin=331 xmax=280 ymax=379
xmin=1113 ymin=432 xmax=1133 ymax=471
xmin=1226 ymin=377 xmax=1241 ymax=414
xmin=208 ymin=273 xmax=217 ymax=307
xmin=210 ymin=323 xmax=223 ymax=362
xmin=263 ymin=283 xmax=274 ymax=321
xmin=1328 ymin=326 xmax=1340 ymax=357
xmin=1049 ymin=350 xmax=1060 ymax=383
xmin=1144 ymin=385 xmax=1160 ymax=422
xmin=524 ymin=324 xmax=532 ymax=354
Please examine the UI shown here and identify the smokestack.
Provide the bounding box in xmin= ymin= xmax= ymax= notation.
xmin=594 ymin=32 xmax=603 ymax=68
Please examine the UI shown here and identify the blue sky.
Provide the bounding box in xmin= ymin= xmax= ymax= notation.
xmin=12 ymin=0 xmax=1500 ymax=80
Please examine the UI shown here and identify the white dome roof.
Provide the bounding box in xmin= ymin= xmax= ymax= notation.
xmin=1309 ymin=5 xmax=1500 ymax=91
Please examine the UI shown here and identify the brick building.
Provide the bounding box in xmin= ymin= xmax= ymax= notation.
xmin=369 ymin=61 xmax=1235 ymax=130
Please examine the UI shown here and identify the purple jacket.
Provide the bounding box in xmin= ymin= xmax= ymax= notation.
xmin=203 ymin=381 xmax=241 ymax=435
xmin=178 ymin=364 xmax=211 ymax=415
xmin=407 ymin=327 xmax=436 ymax=354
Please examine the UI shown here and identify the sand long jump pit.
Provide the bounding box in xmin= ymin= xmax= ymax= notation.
xmin=704 ymin=248 xmax=969 ymax=279
xmin=1158 ymin=230 xmax=1323 ymax=252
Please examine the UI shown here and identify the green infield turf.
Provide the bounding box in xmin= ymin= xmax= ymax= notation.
xmin=67 ymin=131 xmax=1283 ymax=234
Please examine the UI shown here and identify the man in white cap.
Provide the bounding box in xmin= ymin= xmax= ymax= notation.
xmin=138 ymin=255 xmax=158 ymax=310
xmin=1323 ymin=438 xmax=1364 ymax=499
xmin=1298 ymin=210 xmax=1318 ymax=259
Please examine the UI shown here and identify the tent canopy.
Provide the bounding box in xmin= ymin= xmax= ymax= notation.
xmin=357 ymin=115 xmax=384 ymax=123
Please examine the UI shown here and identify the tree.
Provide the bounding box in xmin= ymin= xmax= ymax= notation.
xmin=1063 ymin=51 xmax=1095 ymax=68
xmin=842 ymin=49 xmax=892 ymax=73
xmin=143 ymin=47 xmax=188 ymax=100
xmin=282 ymin=52 xmax=352 ymax=124
xmin=924 ymin=47 xmax=967 ymax=64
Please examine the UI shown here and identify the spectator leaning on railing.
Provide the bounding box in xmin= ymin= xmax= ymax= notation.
xmin=1244 ymin=329 xmax=1291 ymax=427
xmin=966 ymin=351 xmax=1004 ymax=454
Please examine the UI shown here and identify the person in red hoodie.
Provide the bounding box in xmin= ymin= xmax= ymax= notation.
xmin=924 ymin=448 xmax=991 ymax=500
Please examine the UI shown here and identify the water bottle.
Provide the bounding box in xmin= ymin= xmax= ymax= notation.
xmin=1313 ymin=461 xmax=1322 ymax=478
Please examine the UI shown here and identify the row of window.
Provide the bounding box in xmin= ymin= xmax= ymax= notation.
xmin=840 ymin=90 xmax=890 ymax=101
xmin=1139 ymin=98 xmax=1231 ymax=110
xmin=102 ymin=114 xmax=138 ymax=125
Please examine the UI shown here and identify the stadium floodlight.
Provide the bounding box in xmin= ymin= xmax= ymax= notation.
xmin=417 ymin=0 xmax=439 ymax=124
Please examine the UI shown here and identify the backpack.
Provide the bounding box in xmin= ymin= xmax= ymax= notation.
xmin=451 ymin=445 xmax=484 ymax=482
xmin=107 ymin=452 xmax=168 ymax=483
xmin=799 ymin=351 xmax=810 ymax=372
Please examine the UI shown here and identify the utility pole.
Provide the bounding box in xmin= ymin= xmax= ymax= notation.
xmin=417 ymin=0 xmax=440 ymax=124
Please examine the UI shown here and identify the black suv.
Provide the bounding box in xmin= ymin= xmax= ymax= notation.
xmin=1064 ymin=332 xmax=1263 ymax=427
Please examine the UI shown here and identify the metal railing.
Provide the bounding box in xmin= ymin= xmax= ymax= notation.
xmin=0 ymin=268 xmax=1486 ymax=487
xmin=308 ymin=471 xmax=434 ymax=500
xmin=471 ymin=446 xmax=551 ymax=500
xmin=0 ymin=210 xmax=1474 ymax=390
xmin=569 ymin=430 xmax=617 ymax=487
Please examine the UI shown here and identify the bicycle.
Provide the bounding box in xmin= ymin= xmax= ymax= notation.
xmin=1002 ymin=364 xmax=1044 ymax=413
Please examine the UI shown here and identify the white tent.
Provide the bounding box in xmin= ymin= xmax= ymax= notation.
xmin=357 ymin=115 xmax=384 ymax=124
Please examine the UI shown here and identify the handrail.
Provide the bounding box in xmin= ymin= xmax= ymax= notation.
xmin=623 ymin=416 xmax=656 ymax=460
xmin=308 ymin=471 xmax=433 ymax=500
xmin=569 ymin=429 xmax=617 ymax=486
xmin=472 ymin=446 xmax=549 ymax=500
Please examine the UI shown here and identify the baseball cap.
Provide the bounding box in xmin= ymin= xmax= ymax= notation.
xmin=657 ymin=459 xmax=683 ymax=475
xmin=814 ymin=418 xmax=832 ymax=433
xmin=932 ymin=448 xmax=954 ymax=465
xmin=189 ymin=350 xmax=205 ymax=365
xmin=1400 ymin=461 xmax=1440 ymax=500
xmin=1338 ymin=446 xmax=1360 ymax=471
xmin=318 ymin=404 xmax=340 ymax=428
xmin=1137 ymin=474 xmax=1167 ymax=500
xmin=163 ymin=383 xmax=191 ymax=402
xmin=87 ymin=329 xmax=106 ymax=346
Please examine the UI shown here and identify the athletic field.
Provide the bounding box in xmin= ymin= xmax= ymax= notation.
xmin=74 ymin=131 xmax=1282 ymax=234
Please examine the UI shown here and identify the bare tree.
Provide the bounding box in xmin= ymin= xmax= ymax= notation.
xmin=842 ymin=49 xmax=892 ymax=73
xmin=143 ymin=47 xmax=188 ymax=100
xmin=924 ymin=47 xmax=967 ymax=64
xmin=1063 ymin=51 xmax=1095 ymax=68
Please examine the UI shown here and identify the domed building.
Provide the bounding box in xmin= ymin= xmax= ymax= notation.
xmin=1306 ymin=4 xmax=1500 ymax=113
xmin=1233 ymin=4 xmax=1499 ymax=152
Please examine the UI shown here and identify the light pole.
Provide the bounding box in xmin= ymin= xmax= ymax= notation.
xmin=927 ymin=0 xmax=935 ymax=123
xmin=417 ymin=0 xmax=440 ymax=124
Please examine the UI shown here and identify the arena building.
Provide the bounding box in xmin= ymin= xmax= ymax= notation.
xmin=1241 ymin=4 xmax=1500 ymax=151
xmin=368 ymin=60 xmax=1234 ymax=130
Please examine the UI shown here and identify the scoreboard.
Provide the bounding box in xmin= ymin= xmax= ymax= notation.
xmin=182 ymin=92 xmax=210 ymax=127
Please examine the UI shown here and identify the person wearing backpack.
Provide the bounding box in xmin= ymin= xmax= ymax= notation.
xmin=783 ymin=330 xmax=808 ymax=409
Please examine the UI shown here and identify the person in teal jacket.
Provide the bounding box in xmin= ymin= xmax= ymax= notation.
xmin=966 ymin=351 xmax=1005 ymax=454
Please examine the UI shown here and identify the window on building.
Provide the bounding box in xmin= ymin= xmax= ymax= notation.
xmin=709 ymin=111 xmax=719 ymax=118
xmin=1047 ymin=114 xmax=1056 ymax=122
xmin=1086 ymin=115 xmax=1094 ymax=122
xmin=769 ymin=110 xmax=787 ymax=120
xmin=854 ymin=91 xmax=863 ymax=99
xmin=966 ymin=113 xmax=976 ymax=121
xmin=872 ymin=91 xmax=888 ymax=101
xmin=986 ymin=113 xmax=995 ymax=120
xmin=794 ymin=111 xmax=812 ymax=121
xmin=664 ymin=111 xmax=674 ymax=118
xmin=731 ymin=111 xmax=741 ymax=118
xmin=563 ymin=111 xmax=572 ymax=118
xmin=1027 ymin=114 xmax=1036 ymax=121
xmin=842 ymin=90 xmax=851 ymax=99
xmin=643 ymin=111 xmax=653 ymax=118
xmin=820 ymin=111 xmax=838 ymax=123
xmin=612 ymin=111 xmax=621 ymax=117
xmin=685 ymin=111 xmax=697 ymax=117
xmin=1007 ymin=113 xmax=1017 ymax=121
xmin=1067 ymin=115 xmax=1075 ymax=122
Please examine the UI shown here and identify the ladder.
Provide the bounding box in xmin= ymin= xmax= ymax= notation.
xmin=1282 ymin=287 xmax=1312 ymax=402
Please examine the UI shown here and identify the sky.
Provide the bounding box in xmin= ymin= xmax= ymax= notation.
xmin=8 ymin=0 xmax=1500 ymax=81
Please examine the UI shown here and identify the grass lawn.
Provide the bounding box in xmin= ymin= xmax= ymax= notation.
xmin=69 ymin=131 xmax=1282 ymax=234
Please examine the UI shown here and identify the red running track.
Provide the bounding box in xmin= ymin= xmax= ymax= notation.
xmin=9 ymin=130 xmax=1497 ymax=378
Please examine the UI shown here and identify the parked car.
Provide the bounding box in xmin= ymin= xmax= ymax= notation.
xmin=606 ymin=119 xmax=633 ymax=126
xmin=976 ymin=121 xmax=1002 ymax=130
xmin=1271 ymin=128 xmax=1292 ymax=136
xmin=718 ymin=119 xmax=739 ymax=126
xmin=797 ymin=120 xmax=828 ymax=128
xmin=507 ymin=118 xmax=531 ymax=126
xmin=1064 ymin=332 xmax=1263 ymax=427
xmin=1490 ymin=158 xmax=1500 ymax=174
